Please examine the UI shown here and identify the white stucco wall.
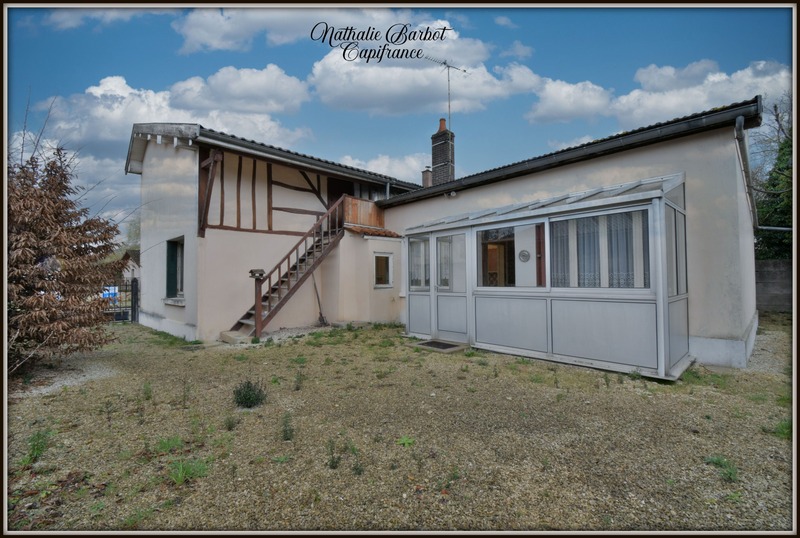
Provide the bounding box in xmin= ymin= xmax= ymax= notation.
xmin=384 ymin=127 xmax=758 ymax=367
xmin=138 ymin=141 xmax=200 ymax=341
xmin=320 ymin=232 xmax=404 ymax=325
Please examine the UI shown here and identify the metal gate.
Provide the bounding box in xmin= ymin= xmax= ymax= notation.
xmin=103 ymin=277 xmax=139 ymax=322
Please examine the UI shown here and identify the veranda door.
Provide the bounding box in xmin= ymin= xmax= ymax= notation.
xmin=432 ymin=232 xmax=468 ymax=343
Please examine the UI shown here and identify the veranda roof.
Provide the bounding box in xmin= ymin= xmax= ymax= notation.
xmin=404 ymin=173 xmax=683 ymax=234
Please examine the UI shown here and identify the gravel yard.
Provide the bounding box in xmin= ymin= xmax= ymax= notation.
xmin=5 ymin=313 xmax=794 ymax=531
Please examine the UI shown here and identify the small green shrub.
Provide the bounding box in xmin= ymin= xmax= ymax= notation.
xmin=293 ymin=371 xmax=304 ymax=391
xmin=142 ymin=381 xmax=153 ymax=401
xmin=19 ymin=429 xmax=52 ymax=467
xmin=281 ymin=412 xmax=294 ymax=441
xmin=156 ymin=436 xmax=183 ymax=454
xmin=234 ymin=379 xmax=267 ymax=408
xmin=291 ymin=356 xmax=307 ymax=366
xmin=763 ymin=417 xmax=792 ymax=440
xmin=704 ymin=455 xmax=738 ymax=482
xmin=326 ymin=439 xmax=341 ymax=469
xmin=167 ymin=458 xmax=208 ymax=485
xmin=396 ymin=435 xmax=415 ymax=448
xmin=223 ymin=416 xmax=239 ymax=431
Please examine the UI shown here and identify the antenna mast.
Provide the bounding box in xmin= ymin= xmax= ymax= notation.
xmin=424 ymin=56 xmax=467 ymax=132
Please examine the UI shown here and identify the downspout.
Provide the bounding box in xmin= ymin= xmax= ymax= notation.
xmin=735 ymin=115 xmax=793 ymax=233
xmin=735 ymin=115 xmax=759 ymax=229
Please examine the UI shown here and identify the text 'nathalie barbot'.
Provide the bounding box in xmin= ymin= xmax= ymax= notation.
xmin=310 ymin=22 xmax=453 ymax=63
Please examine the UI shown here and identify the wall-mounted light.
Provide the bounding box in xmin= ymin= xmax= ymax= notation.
xmin=249 ymin=268 xmax=266 ymax=279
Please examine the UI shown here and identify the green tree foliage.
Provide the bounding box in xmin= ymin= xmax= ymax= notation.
xmin=7 ymin=148 xmax=127 ymax=374
xmin=751 ymin=94 xmax=793 ymax=260
xmin=754 ymin=127 xmax=793 ymax=259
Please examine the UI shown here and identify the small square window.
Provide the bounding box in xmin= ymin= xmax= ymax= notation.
xmin=374 ymin=253 xmax=392 ymax=287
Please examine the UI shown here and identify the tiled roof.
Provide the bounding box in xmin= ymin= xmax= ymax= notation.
xmin=199 ymin=127 xmax=422 ymax=192
xmin=344 ymin=225 xmax=402 ymax=238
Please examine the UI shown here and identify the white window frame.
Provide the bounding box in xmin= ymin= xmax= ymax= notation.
xmin=374 ymin=252 xmax=393 ymax=288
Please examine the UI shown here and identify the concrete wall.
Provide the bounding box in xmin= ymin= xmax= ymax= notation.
xmin=756 ymin=259 xmax=793 ymax=312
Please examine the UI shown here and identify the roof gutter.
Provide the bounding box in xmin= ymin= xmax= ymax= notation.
xmin=379 ymin=97 xmax=763 ymax=209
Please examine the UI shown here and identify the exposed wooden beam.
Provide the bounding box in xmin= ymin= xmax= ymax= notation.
xmin=267 ymin=162 xmax=273 ymax=231
xmin=205 ymin=224 xmax=307 ymax=237
xmin=236 ymin=155 xmax=243 ymax=229
xmin=300 ymin=170 xmax=327 ymax=207
xmin=251 ymin=158 xmax=257 ymax=230
xmin=199 ymin=149 xmax=222 ymax=237
xmin=272 ymin=206 xmax=325 ymax=217
xmin=272 ymin=179 xmax=317 ymax=194
xmin=219 ymin=154 xmax=225 ymax=225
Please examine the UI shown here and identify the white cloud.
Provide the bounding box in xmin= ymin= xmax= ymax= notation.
xmin=610 ymin=60 xmax=792 ymax=129
xmin=340 ymin=153 xmax=427 ymax=184
xmin=308 ymin=18 xmax=496 ymax=116
xmin=43 ymin=8 xmax=176 ymax=30
xmin=548 ymin=135 xmax=596 ymax=152
xmin=634 ymin=59 xmax=720 ymax=92
xmin=537 ymin=59 xmax=792 ymax=151
xmin=525 ymin=79 xmax=613 ymax=123
xmin=169 ymin=64 xmax=310 ymax=114
xmin=500 ymin=40 xmax=533 ymax=59
xmin=171 ymin=8 xmax=430 ymax=53
xmin=41 ymin=75 xmax=309 ymax=151
xmin=494 ymin=15 xmax=518 ymax=29
xmin=519 ymin=59 xmax=791 ymax=131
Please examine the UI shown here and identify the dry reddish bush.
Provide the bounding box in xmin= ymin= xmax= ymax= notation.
xmin=7 ymin=147 xmax=126 ymax=374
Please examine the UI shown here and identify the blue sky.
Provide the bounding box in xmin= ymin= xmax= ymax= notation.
xmin=5 ymin=5 xmax=794 ymax=238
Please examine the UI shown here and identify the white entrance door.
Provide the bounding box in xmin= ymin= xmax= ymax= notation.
xmin=432 ymin=232 xmax=468 ymax=343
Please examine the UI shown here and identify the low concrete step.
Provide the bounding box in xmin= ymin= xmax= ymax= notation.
xmin=220 ymin=331 xmax=251 ymax=345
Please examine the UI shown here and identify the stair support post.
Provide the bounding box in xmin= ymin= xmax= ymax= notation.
xmin=254 ymin=275 xmax=265 ymax=338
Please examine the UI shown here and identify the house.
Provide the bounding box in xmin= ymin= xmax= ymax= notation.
xmin=124 ymin=124 xmax=418 ymax=342
xmin=121 ymin=249 xmax=140 ymax=282
xmin=125 ymin=95 xmax=763 ymax=379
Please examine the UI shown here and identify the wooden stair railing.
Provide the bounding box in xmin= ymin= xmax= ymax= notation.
xmin=229 ymin=195 xmax=347 ymax=337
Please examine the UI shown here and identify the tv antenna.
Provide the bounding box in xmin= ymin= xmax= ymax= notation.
xmin=424 ymin=55 xmax=468 ymax=132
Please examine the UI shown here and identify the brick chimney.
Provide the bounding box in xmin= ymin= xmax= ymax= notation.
xmin=421 ymin=166 xmax=433 ymax=188
xmin=431 ymin=118 xmax=454 ymax=185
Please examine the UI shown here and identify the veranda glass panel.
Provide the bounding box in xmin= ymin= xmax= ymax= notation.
xmin=437 ymin=234 xmax=466 ymax=293
xmin=550 ymin=209 xmax=650 ymax=289
xmin=477 ymin=227 xmax=515 ymax=287
xmin=408 ymin=237 xmax=430 ymax=291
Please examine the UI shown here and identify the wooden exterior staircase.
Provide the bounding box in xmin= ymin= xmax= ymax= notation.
xmin=223 ymin=195 xmax=347 ymax=341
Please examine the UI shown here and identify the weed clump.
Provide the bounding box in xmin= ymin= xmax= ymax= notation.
xmin=281 ymin=412 xmax=294 ymax=441
xmin=326 ymin=439 xmax=341 ymax=469
xmin=234 ymin=379 xmax=267 ymax=408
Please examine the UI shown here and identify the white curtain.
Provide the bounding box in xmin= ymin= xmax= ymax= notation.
xmin=607 ymin=212 xmax=634 ymax=287
xmin=409 ymin=238 xmax=429 ymax=289
xmin=550 ymin=221 xmax=570 ymax=287
xmin=577 ymin=217 xmax=600 ymax=287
